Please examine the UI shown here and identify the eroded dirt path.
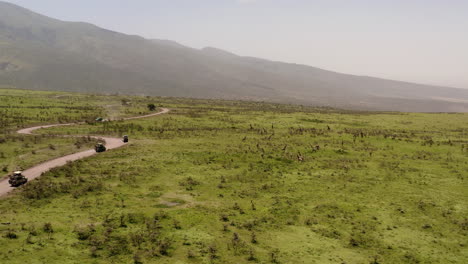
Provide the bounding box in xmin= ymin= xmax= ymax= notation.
xmin=0 ymin=108 xmax=170 ymax=197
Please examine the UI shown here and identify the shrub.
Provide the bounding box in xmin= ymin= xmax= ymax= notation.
xmin=108 ymin=234 xmax=130 ymax=256
xmin=43 ymin=222 xmax=54 ymax=234
xmin=5 ymin=230 xmax=17 ymax=239
xmin=74 ymin=224 xmax=95 ymax=241
xmin=147 ymin=104 xmax=157 ymax=111
xmin=158 ymin=238 xmax=173 ymax=256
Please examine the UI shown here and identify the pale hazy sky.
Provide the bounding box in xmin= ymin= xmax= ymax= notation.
xmin=4 ymin=0 xmax=468 ymax=89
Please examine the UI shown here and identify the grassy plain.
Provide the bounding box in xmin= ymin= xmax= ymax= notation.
xmin=0 ymin=88 xmax=467 ymax=264
xmin=0 ymin=88 xmax=152 ymax=173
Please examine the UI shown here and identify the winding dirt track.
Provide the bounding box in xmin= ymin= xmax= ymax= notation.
xmin=0 ymin=108 xmax=170 ymax=197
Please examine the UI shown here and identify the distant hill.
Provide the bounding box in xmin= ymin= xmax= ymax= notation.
xmin=1 ymin=1 xmax=467 ymax=112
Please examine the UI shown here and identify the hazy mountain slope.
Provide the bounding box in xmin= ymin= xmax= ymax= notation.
xmin=1 ymin=1 xmax=467 ymax=112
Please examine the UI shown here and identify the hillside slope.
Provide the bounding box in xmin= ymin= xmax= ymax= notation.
xmin=1 ymin=1 xmax=467 ymax=112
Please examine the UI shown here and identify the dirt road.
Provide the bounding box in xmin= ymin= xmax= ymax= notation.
xmin=0 ymin=108 xmax=170 ymax=197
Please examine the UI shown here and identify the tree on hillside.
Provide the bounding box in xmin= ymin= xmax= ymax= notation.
xmin=147 ymin=103 xmax=157 ymax=111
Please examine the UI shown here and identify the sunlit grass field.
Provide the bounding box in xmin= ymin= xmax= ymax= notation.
xmin=0 ymin=88 xmax=467 ymax=264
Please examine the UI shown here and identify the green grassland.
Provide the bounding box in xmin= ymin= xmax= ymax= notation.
xmin=0 ymin=89 xmax=467 ymax=264
xmin=0 ymin=88 xmax=155 ymax=173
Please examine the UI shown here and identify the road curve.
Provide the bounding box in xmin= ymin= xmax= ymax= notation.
xmin=0 ymin=108 xmax=170 ymax=197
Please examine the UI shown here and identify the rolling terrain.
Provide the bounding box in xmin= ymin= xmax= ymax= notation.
xmin=0 ymin=89 xmax=467 ymax=263
xmin=1 ymin=1 xmax=468 ymax=112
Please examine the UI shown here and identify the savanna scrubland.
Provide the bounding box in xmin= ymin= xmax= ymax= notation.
xmin=0 ymin=88 xmax=467 ymax=264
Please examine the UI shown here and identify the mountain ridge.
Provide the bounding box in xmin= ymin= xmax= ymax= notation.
xmin=1 ymin=1 xmax=467 ymax=112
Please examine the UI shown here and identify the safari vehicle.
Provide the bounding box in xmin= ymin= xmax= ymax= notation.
xmin=95 ymin=143 xmax=107 ymax=153
xmin=123 ymin=135 xmax=129 ymax=143
xmin=9 ymin=171 xmax=28 ymax=187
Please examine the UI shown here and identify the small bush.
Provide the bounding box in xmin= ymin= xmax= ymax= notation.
xmin=74 ymin=224 xmax=95 ymax=240
xmin=43 ymin=222 xmax=54 ymax=234
xmin=5 ymin=230 xmax=17 ymax=239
